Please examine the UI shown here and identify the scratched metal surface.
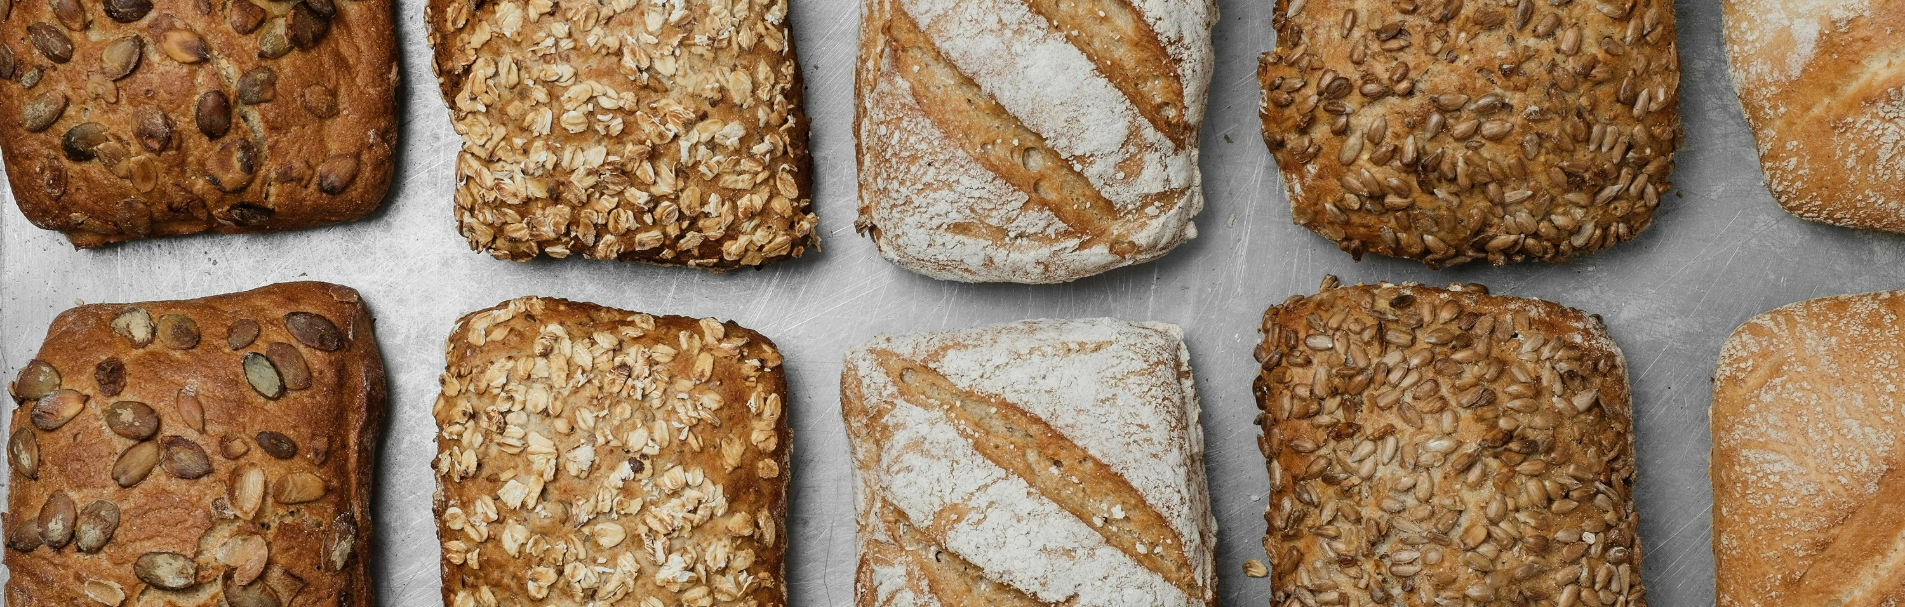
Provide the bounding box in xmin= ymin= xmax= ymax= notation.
xmin=1 ymin=0 xmax=1899 ymax=602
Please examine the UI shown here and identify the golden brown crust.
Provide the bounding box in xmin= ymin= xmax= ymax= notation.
xmin=1723 ymin=0 xmax=1905 ymax=232
xmin=1711 ymin=291 xmax=1905 ymax=606
xmin=424 ymin=0 xmax=817 ymax=270
xmin=432 ymin=296 xmax=789 ymax=606
xmin=1255 ymin=279 xmax=1644 ymax=606
xmin=4 ymin=281 xmax=386 ymax=607
xmin=0 ymin=0 xmax=399 ymax=248
xmin=1257 ymin=0 xmax=1681 ymax=268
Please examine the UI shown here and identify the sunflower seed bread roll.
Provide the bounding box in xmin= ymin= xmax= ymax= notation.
xmin=432 ymin=297 xmax=790 ymax=606
xmin=4 ymin=281 xmax=386 ymax=607
xmin=1711 ymin=291 xmax=1905 ymax=606
xmin=853 ymin=0 xmax=1215 ymax=283
xmin=1723 ymin=0 xmax=1905 ymax=231
xmin=841 ymin=318 xmax=1216 ymax=607
xmin=426 ymin=0 xmax=817 ymax=270
xmin=1254 ymin=279 xmax=1645 ymax=606
xmin=0 ymin=0 xmax=400 ymax=248
xmin=1257 ymin=0 xmax=1682 ymax=268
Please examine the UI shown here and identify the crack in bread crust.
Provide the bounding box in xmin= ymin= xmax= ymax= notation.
xmin=1791 ymin=463 xmax=1905 ymax=605
xmin=1713 ymin=291 xmax=1905 ymax=607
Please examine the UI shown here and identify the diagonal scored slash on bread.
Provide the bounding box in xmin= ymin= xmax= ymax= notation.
xmin=1018 ymin=0 xmax=1189 ymax=147
xmin=881 ymin=9 xmax=1131 ymax=255
xmin=876 ymin=502 xmax=1053 ymax=607
xmin=853 ymin=0 xmax=1213 ymax=283
xmin=870 ymin=350 xmax=1202 ymax=599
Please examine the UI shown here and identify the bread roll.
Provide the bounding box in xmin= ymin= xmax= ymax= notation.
xmin=426 ymin=0 xmax=818 ymax=269
xmin=1257 ymin=0 xmax=1682 ymax=268
xmin=841 ymin=318 xmax=1216 ymax=606
xmin=4 ymin=282 xmax=386 ymax=606
xmin=0 ymin=0 xmax=400 ymax=247
xmin=432 ymin=297 xmax=790 ymax=606
xmin=854 ymin=0 xmax=1215 ymax=283
xmin=1255 ymin=279 xmax=1646 ymax=606
xmin=1712 ymin=291 xmax=1905 ymax=606
xmin=1723 ymin=0 xmax=1905 ymax=231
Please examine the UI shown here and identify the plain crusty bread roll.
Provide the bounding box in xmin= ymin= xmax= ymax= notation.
xmin=853 ymin=0 xmax=1215 ymax=283
xmin=841 ymin=318 xmax=1216 ymax=606
xmin=1723 ymin=0 xmax=1905 ymax=232
xmin=1258 ymin=0 xmax=1682 ymax=268
xmin=1256 ymin=279 xmax=1647 ymax=606
xmin=1712 ymin=291 xmax=1905 ymax=606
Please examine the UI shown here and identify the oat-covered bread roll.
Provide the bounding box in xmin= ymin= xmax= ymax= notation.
xmin=1723 ymin=0 xmax=1905 ymax=231
xmin=1258 ymin=0 xmax=1681 ymax=268
xmin=432 ymin=297 xmax=790 ymax=606
xmin=0 ymin=0 xmax=399 ymax=247
xmin=426 ymin=0 xmax=817 ymax=270
xmin=4 ymin=282 xmax=386 ymax=606
xmin=853 ymin=0 xmax=1215 ymax=283
xmin=1255 ymin=279 xmax=1645 ymax=605
xmin=1712 ymin=291 xmax=1905 ymax=606
xmin=842 ymin=318 xmax=1216 ymax=606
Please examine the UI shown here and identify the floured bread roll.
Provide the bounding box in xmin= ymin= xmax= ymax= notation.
xmin=854 ymin=0 xmax=1216 ymax=283
xmin=1724 ymin=0 xmax=1905 ymax=231
xmin=1713 ymin=290 xmax=1905 ymax=606
xmin=842 ymin=318 xmax=1216 ymax=606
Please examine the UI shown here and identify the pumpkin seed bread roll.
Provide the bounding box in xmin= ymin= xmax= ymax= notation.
xmin=1254 ymin=278 xmax=1645 ymax=606
xmin=4 ymin=282 xmax=387 ymax=607
xmin=426 ymin=0 xmax=817 ymax=270
xmin=1258 ymin=0 xmax=1682 ymax=268
xmin=432 ymin=297 xmax=790 ymax=606
xmin=0 ymin=0 xmax=399 ymax=247
xmin=842 ymin=318 xmax=1217 ymax=606
xmin=853 ymin=0 xmax=1216 ymax=283
xmin=1724 ymin=0 xmax=1905 ymax=232
xmin=1712 ymin=291 xmax=1905 ymax=606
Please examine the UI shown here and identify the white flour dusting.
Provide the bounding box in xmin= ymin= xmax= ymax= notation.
xmin=844 ymin=318 xmax=1215 ymax=607
xmin=856 ymin=0 xmax=1212 ymax=282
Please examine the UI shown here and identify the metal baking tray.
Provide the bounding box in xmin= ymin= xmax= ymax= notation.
xmin=0 ymin=0 xmax=1878 ymax=602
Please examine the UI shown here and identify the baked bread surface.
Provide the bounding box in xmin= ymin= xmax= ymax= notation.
xmin=1258 ymin=0 xmax=1681 ymax=268
xmin=0 ymin=0 xmax=399 ymax=247
xmin=4 ymin=281 xmax=386 ymax=606
xmin=426 ymin=0 xmax=817 ymax=270
xmin=841 ymin=318 xmax=1216 ymax=607
xmin=1723 ymin=0 xmax=1905 ymax=231
xmin=432 ymin=297 xmax=790 ymax=606
xmin=853 ymin=0 xmax=1215 ymax=283
xmin=1712 ymin=291 xmax=1905 ymax=606
xmin=1255 ymin=280 xmax=1644 ymax=605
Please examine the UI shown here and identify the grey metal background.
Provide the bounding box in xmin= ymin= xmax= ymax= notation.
xmin=2 ymin=0 xmax=1896 ymax=602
